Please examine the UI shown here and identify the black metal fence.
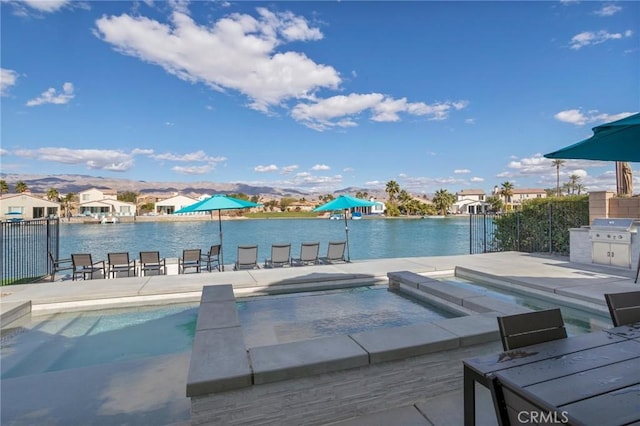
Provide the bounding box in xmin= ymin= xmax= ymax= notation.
xmin=1 ymin=218 xmax=60 ymax=285
xmin=470 ymin=200 xmax=589 ymax=255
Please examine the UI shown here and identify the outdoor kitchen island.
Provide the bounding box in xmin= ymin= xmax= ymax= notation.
xmin=570 ymin=218 xmax=640 ymax=271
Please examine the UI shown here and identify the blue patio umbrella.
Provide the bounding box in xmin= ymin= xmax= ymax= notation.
xmin=544 ymin=113 xmax=640 ymax=162
xmin=175 ymin=195 xmax=262 ymax=271
xmin=313 ymin=195 xmax=377 ymax=262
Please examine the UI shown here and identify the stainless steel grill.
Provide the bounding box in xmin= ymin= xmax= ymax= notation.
xmin=589 ymin=218 xmax=638 ymax=268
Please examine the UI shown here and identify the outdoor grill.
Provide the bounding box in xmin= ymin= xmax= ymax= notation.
xmin=589 ymin=218 xmax=639 ymax=268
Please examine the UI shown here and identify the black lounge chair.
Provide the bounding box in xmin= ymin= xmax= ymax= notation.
xmin=234 ymin=245 xmax=259 ymax=270
xmin=139 ymin=251 xmax=167 ymax=276
xmin=319 ymin=241 xmax=346 ymax=264
xmin=49 ymin=251 xmax=73 ymax=281
xmin=108 ymin=252 xmax=136 ymax=278
xmin=201 ymin=244 xmax=221 ymax=272
xmin=264 ymin=243 xmax=291 ymax=268
xmin=179 ymin=249 xmax=202 ymax=274
xmin=71 ymin=253 xmax=106 ymax=281
xmin=292 ymin=242 xmax=320 ymax=266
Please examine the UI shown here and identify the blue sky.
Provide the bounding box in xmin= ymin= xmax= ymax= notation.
xmin=1 ymin=0 xmax=638 ymax=195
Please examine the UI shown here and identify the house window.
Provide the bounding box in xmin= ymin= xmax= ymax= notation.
xmin=82 ymin=194 xmax=90 ymax=201
xmin=33 ymin=207 xmax=44 ymax=218
xmin=8 ymin=206 xmax=23 ymax=213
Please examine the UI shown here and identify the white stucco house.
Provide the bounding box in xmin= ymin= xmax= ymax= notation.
xmin=159 ymin=195 xmax=200 ymax=215
xmin=0 ymin=193 xmax=61 ymax=220
xmin=453 ymin=189 xmax=490 ymax=214
xmin=76 ymin=188 xmax=135 ymax=218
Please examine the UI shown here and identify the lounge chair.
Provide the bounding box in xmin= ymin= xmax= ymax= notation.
xmin=107 ymin=252 xmax=136 ymax=278
xmin=497 ymin=308 xmax=567 ymax=351
xmin=71 ymin=253 xmax=106 ymax=281
xmin=264 ymin=243 xmax=291 ymax=268
xmin=201 ymin=244 xmax=221 ymax=272
xmin=179 ymin=249 xmax=202 ymax=274
xmin=139 ymin=251 xmax=166 ymax=276
xmin=604 ymin=291 xmax=640 ymax=327
xmin=292 ymin=242 xmax=320 ymax=266
xmin=49 ymin=251 xmax=73 ymax=281
xmin=234 ymin=245 xmax=259 ymax=270
xmin=319 ymin=241 xmax=346 ymax=264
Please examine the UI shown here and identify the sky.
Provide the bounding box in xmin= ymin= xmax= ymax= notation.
xmin=1 ymin=0 xmax=639 ymax=196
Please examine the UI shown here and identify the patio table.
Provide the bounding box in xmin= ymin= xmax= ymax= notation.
xmin=462 ymin=324 xmax=640 ymax=426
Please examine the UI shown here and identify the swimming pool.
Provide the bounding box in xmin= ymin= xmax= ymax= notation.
xmin=237 ymin=285 xmax=459 ymax=348
xmin=435 ymin=276 xmax=612 ymax=335
xmin=1 ymin=303 xmax=198 ymax=379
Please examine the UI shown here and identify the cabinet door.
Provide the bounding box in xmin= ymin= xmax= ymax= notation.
xmin=592 ymin=242 xmax=611 ymax=265
xmin=610 ymin=243 xmax=631 ymax=268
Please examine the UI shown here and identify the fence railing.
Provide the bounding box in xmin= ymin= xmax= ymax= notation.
xmin=470 ymin=200 xmax=589 ymax=255
xmin=1 ymin=218 xmax=60 ymax=285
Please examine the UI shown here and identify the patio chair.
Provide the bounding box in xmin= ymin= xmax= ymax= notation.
xmin=497 ymin=308 xmax=567 ymax=351
xmin=604 ymin=291 xmax=640 ymax=327
xmin=179 ymin=249 xmax=202 ymax=274
xmin=487 ymin=374 xmax=579 ymax=426
xmin=48 ymin=251 xmax=73 ymax=281
xmin=319 ymin=241 xmax=346 ymax=264
xmin=292 ymin=242 xmax=320 ymax=266
xmin=107 ymin=252 xmax=136 ymax=278
xmin=264 ymin=243 xmax=291 ymax=268
xmin=71 ymin=253 xmax=106 ymax=281
xmin=139 ymin=251 xmax=167 ymax=276
xmin=234 ymin=245 xmax=259 ymax=270
xmin=201 ymin=244 xmax=221 ymax=272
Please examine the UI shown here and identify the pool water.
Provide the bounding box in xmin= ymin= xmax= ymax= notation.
xmin=1 ymin=303 xmax=198 ymax=379
xmin=436 ymin=276 xmax=613 ymax=335
xmin=237 ymin=286 xmax=459 ymax=348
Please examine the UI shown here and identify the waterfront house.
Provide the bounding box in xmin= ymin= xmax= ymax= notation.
xmin=77 ymin=199 xmax=136 ymax=217
xmin=157 ymin=195 xmax=199 ymax=215
xmin=453 ymin=189 xmax=490 ymax=214
xmin=78 ymin=188 xmax=118 ymax=203
xmin=492 ymin=186 xmax=547 ymax=211
xmin=0 ymin=193 xmax=61 ymax=220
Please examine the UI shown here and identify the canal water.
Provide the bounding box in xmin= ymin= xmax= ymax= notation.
xmin=58 ymin=217 xmax=470 ymax=264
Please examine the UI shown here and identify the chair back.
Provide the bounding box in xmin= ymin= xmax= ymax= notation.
xmin=108 ymin=252 xmax=130 ymax=265
xmin=72 ymin=253 xmax=92 ymax=268
xmin=605 ymin=291 xmax=640 ymax=327
xmin=326 ymin=241 xmax=346 ymax=261
xmin=270 ymin=243 xmax=291 ymax=265
xmin=497 ymin=308 xmax=567 ymax=351
xmin=182 ymin=249 xmax=201 ymax=262
xmin=140 ymin=251 xmax=160 ymax=264
xmin=300 ymin=242 xmax=320 ymax=263
xmin=237 ymin=245 xmax=258 ymax=268
xmin=208 ymin=244 xmax=221 ymax=257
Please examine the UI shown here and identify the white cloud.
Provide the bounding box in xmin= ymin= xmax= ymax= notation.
xmin=554 ymin=109 xmax=636 ymax=126
xmin=150 ymin=150 xmax=225 ymax=163
xmin=280 ymin=165 xmax=298 ymax=174
xmin=94 ymin=8 xmax=339 ymax=113
xmin=172 ymin=165 xmax=214 ymax=175
xmin=454 ymin=169 xmax=471 ymax=174
xmin=22 ymin=0 xmax=70 ymax=12
xmin=0 ymin=149 xmax=9 ymax=156
xmin=470 ymin=177 xmax=484 ymax=182
xmin=569 ymin=29 xmax=633 ymax=49
xmin=254 ymin=164 xmax=278 ymax=173
xmin=1 ymin=68 xmax=19 ymax=96
xmin=593 ymin=4 xmax=622 ymax=17
xmin=26 ymin=82 xmax=74 ymax=106
xmin=12 ymin=147 xmax=135 ymax=171
xmin=311 ymin=164 xmax=330 ymax=171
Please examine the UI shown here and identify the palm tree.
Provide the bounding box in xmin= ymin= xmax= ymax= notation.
xmin=0 ymin=180 xmax=8 ymax=196
xmin=63 ymin=192 xmax=76 ymax=219
xmin=567 ymin=174 xmax=581 ymax=195
xmin=499 ymin=181 xmax=514 ymax=203
xmin=575 ymin=183 xmax=586 ymax=195
xmin=552 ymin=160 xmax=565 ymax=197
xmin=46 ymin=188 xmax=60 ymax=201
xmin=14 ymin=181 xmax=28 ymax=193
xmin=385 ymin=180 xmax=400 ymax=204
xmin=432 ymin=189 xmax=456 ymax=215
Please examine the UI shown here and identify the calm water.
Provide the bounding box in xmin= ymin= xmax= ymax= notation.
xmin=238 ymin=286 xmax=458 ymax=347
xmin=58 ymin=217 xmax=470 ymax=264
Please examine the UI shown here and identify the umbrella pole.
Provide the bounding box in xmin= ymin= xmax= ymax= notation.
xmin=344 ymin=209 xmax=351 ymax=262
xmin=218 ymin=210 xmax=224 ymax=271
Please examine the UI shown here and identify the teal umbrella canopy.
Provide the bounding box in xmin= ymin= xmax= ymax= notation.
xmin=314 ymin=195 xmax=377 ymax=262
xmin=175 ymin=195 xmax=262 ymax=270
xmin=544 ymin=113 xmax=640 ymax=162
xmin=313 ymin=195 xmax=376 ymax=212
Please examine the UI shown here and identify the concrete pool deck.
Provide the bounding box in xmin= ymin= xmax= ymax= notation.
xmin=1 ymin=251 xmax=638 ymax=425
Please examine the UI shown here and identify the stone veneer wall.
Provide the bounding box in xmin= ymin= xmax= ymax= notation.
xmin=190 ymin=341 xmax=500 ymax=425
xmin=589 ymin=191 xmax=640 ymax=222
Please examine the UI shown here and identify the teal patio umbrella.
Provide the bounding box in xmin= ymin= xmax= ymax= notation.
xmin=544 ymin=113 xmax=640 ymax=162
xmin=313 ymin=195 xmax=376 ymax=262
xmin=175 ymin=195 xmax=262 ymax=271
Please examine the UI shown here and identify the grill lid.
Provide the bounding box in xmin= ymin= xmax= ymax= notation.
xmin=590 ymin=218 xmax=638 ymax=231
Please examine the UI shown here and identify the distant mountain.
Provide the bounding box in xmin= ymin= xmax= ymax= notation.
xmin=0 ymin=173 xmax=310 ymax=198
